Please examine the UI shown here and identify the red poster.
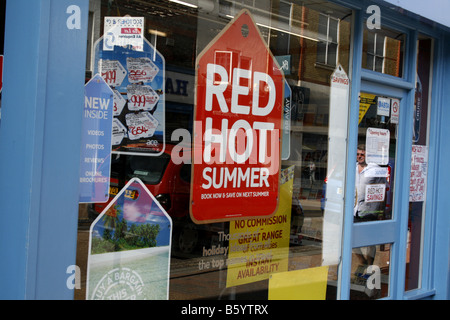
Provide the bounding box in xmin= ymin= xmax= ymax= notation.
xmin=190 ymin=10 xmax=284 ymax=224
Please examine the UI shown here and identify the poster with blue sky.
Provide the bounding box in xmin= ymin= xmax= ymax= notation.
xmin=86 ymin=178 xmax=172 ymax=300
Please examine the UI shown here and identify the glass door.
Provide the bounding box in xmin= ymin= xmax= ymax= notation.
xmin=349 ymin=82 xmax=407 ymax=300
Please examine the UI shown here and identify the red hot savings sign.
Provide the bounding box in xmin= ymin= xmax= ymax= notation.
xmin=190 ymin=10 xmax=285 ymax=224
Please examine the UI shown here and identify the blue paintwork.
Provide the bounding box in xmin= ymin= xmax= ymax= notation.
xmin=0 ymin=0 xmax=88 ymax=299
xmin=0 ymin=0 xmax=449 ymax=300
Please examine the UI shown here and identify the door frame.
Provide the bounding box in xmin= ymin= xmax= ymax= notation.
xmin=352 ymin=82 xmax=411 ymax=299
xmin=338 ymin=9 xmax=418 ymax=299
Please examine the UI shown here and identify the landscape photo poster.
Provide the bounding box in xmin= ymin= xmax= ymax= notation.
xmin=86 ymin=178 xmax=172 ymax=300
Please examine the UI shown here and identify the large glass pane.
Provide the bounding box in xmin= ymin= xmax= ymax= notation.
xmin=362 ymin=26 xmax=405 ymax=78
xmin=329 ymin=18 xmax=338 ymax=43
xmin=406 ymin=36 xmax=433 ymax=291
xmin=355 ymin=92 xmax=399 ymax=222
xmin=76 ymin=0 xmax=353 ymax=301
xmin=350 ymin=244 xmax=391 ymax=299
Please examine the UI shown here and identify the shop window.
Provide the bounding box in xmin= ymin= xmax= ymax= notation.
xmin=316 ymin=13 xmax=339 ymax=67
xmin=76 ymin=0 xmax=353 ymax=301
xmin=365 ymin=32 xmax=384 ymax=73
xmin=350 ymin=244 xmax=391 ymax=299
xmin=405 ymin=36 xmax=433 ymax=292
xmin=362 ymin=26 xmax=405 ymax=78
xmin=268 ymin=0 xmax=292 ymax=58
xmin=355 ymin=92 xmax=398 ymax=222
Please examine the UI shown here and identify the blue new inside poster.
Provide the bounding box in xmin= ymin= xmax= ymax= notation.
xmin=80 ymin=74 xmax=114 ymax=203
xmin=93 ymin=37 xmax=165 ymax=156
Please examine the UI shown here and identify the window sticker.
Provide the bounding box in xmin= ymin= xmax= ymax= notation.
xmin=112 ymin=89 xmax=126 ymax=116
xmin=359 ymin=93 xmax=376 ymax=124
xmin=365 ymin=166 xmax=389 ymax=178
xmin=103 ymin=16 xmax=144 ymax=52
xmin=79 ymin=74 xmax=114 ymax=203
xmin=112 ymin=118 xmax=127 ymax=146
xmin=86 ymin=178 xmax=172 ymax=300
xmin=377 ymin=97 xmax=390 ymax=117
xmin=268 ymin=266 xmax=329 ymax=300
xmin=125 ymin=112 xmax=159 ymax=140
xmin=282 ymin=81 xmax=291 ymax=160
xmin=190 ymin=9 xmax=285 ymax=224
xmin=391 ymin=98 xmax=400 ymax=124
xmin=413 ymin=74 xmax=422 ymax=142
xmin=365 ymin=184 xmax=386 ymax=203
xmin=409 ymin=145 xmax=428 ymax=202
xmin=127 ymin=57 xmax=159 ymax=83
xmin=226 ymin=166 xmax=294 ymax=287
xmin=98 ymin=59 xmax=127 ymax=88
xmin=322 ymin=64 xmax=350 ymax=266
xmin=94 ymin=19 xmax=165 ymax=156
xmin=126 ymin=84 xmax=160 ymax=112
xmin=365 ymin=127 xmax=390 ymax=165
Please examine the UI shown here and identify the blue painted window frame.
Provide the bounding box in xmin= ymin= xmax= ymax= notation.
xmin=337 ymin=0 xmax=446 ymax=300
xmin=0 ymin=0 xmax=448 ymax=300
xmin=0 ymin=0 xmax=89 ymax=299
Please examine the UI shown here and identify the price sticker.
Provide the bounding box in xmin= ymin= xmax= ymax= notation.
xmin=127 ymin=57 xmax=159 ymax=83
xmin=98 ymin=59 xmax=127 ymax=87
xmin=127 ymin=84 xmax=160 ymax=111
xmin=112 ymin=118 xmax=127 ymax=145
xmin=125 ymin=112 xmax=159 ymax=140
xmin=112 ymin=89 xmax=127 ymax=116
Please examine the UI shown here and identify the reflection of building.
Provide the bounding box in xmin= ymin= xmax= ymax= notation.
xmin=362 ymin=28 xmax=404 ymax=77
xmin=268 ymin=3 xmax=353 ymax=204
xmin=267 ymin=2 xmax=402 ymax=205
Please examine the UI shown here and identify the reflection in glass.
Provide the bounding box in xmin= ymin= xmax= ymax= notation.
xmin=406 ymin=36 xmax=432 ymax=291
xmin=76 ymin=0 xmax=353 ymax=300
xmin=354 ymin=142 xmax=388 ymax=222
xmin=351 ymin=244 xmax=391 ymax=299
xmin=355 ymin=93 xmax=397 ymax=222
xmin=317 ymin=13 xmax=339 ymax=66
xmin=362 ymin=26 xmax=405 ymax=77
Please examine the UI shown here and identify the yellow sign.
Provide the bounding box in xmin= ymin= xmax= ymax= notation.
xmin=359 ymin=92 xmax=376 ymax=124
xmin=226 ymin=167 xmax=294 ymax=287
xmin=268 ymin=266 xmax=329 ymax=300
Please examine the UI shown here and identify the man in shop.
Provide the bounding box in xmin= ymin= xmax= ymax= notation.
xmin=353 ymin=144 xmax=386 ymax=279
xmin=354 ymin=143 xmax=386 ymax=223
